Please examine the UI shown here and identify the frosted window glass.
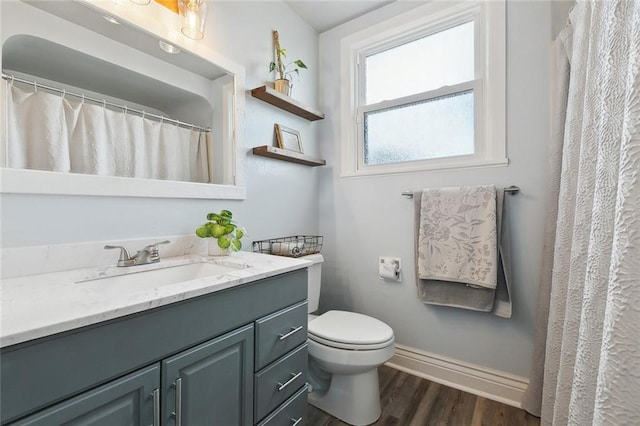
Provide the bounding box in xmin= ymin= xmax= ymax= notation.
xmin=365 ymin=22 xmax=474 ymax=104
xmin=364 ymin=90 xmax=474 ymax=165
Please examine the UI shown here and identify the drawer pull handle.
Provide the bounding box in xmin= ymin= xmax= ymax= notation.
xmin=278 ymin=326 xmax=304 ymax=341
xmin=290 ymin=416 xmax=303 ymax=426
xmin=151 ymin=388 xmax=160 ymax=426
xmin=171 ymin=378 xmax=183 ymax=426
xmin=277 ymin=371 xmax=303 ymax=391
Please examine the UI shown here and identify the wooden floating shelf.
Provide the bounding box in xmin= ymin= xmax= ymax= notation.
xmin=252 ymin=145 xmax=326 ymax=167
xmin=251 ymin=86 xmax=325 ymax=121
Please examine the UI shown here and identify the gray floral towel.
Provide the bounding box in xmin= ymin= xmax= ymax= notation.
xmin=418 ymin=186 xmax=497 ymax=289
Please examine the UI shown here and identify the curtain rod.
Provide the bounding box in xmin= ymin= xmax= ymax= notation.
xmin=401 ymin=185 xmax=520 ymax=199
xmin=2 ymin=73 xmax=211 ymax=133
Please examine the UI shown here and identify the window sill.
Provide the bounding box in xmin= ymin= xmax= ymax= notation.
xmin=0 ymin=168 xmax=247 ymax=200
xmin=340 ymin=158 xmax=509 ymax=178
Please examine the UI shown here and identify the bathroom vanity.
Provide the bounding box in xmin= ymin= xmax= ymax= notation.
xmin=0 ymin=252 xmax=311 ymax=425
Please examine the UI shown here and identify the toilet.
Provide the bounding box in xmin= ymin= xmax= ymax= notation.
xmin=305 ymin=254 xmax=395 ymax=426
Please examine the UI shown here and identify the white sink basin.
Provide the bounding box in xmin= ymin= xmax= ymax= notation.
xmin=78 ymin=261 xmax=243 ymax=297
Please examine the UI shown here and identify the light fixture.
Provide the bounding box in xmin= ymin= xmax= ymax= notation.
xmin=129 ymin=0 xmax=151 ymax=5
xmin=177 ymin=0 xmax=207 ymax=40
xmin=159 ymin=40 xmax=181 ymax=54
xmin=103 ymin=15 xmax=121 ymax=25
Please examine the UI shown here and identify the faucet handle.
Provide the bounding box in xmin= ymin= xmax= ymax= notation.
xmin=138 ymin=240 xmax=170 ymax=264
xmin=104 ymin=245 xmax=131 ymax=261
xmin=145 ymin=240 xmax=170 ymax=252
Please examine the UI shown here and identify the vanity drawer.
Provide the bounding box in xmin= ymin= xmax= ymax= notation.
xmin=257 ymin=384 xmax=308 ymax=426
xmin=255 ymin=301 xmax=308 ymax=370
xmin=254 ymin=343 xmax=308 ymax=422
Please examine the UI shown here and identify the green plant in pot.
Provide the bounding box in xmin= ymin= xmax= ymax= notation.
xmin=195 ymin=210 xmax=246 ymax=256
xmin=269 ymin=29 xmax=307 ymax=96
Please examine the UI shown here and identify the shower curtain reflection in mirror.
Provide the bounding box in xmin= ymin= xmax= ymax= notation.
xmin=6 ymin=82 xmax=211 ymax=183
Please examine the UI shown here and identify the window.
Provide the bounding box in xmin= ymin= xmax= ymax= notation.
xmin=340 ymin=1 xmax=506 ymax=176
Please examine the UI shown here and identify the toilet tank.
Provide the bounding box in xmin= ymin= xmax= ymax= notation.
xmin=304 ymin=254 xmax=324 ymax=313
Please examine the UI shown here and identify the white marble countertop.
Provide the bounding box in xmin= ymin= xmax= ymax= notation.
xmin=0 ymin=251 xmax=311 ymax=348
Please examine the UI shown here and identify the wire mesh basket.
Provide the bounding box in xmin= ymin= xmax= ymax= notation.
xmin=252 ymin=235 xmax=323 ymax=258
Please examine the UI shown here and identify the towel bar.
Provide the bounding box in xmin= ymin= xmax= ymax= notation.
xmin=401 ymin=185 xmax=519 ymax=199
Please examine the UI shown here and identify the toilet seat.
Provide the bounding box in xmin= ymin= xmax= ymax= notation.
xmin=308 ymin=310 xmax=394 ymax=350
xmin=308 ymin=333 xmax=394 ymax=350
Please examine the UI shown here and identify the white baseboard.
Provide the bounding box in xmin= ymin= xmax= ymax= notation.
xmin=385 ymin=344 xmax=528 ymax=408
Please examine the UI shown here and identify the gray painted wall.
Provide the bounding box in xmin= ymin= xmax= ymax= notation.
xmin=552 ymin=1 xmax=574 ymax=38
xmin=0 ymin=1 xmax=321 ymax=248
xmin=317 ymin=1 xmax=565 ymax=377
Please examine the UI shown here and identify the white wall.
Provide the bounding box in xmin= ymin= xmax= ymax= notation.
xmin=318 ymin=1 xmax=559 ymax=377
xmin=0 ymin=1 xmax=321 ymax=248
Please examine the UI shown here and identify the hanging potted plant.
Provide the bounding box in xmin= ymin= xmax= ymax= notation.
xmin=195 ymin=209 xmax=246 ymax=256
xmin=269 ymin=29 xmax=307 ymax=97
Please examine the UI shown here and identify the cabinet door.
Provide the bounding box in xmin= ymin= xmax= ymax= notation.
xmin=10 ymin=364 xmax=159 ymax=426
xmin=162 ymin=324 xmax=254 ymax=426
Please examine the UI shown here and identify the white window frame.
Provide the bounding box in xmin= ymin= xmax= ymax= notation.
xmin=340 ymin=1 xmax=506 ymax=177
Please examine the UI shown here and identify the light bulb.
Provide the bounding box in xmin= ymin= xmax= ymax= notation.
xmin=159 ymin=40 xmax=181 ymax=54
xmin=178 ymin=0 xmax=207 ymax=40
xmin=103 ymin=15 xmax=121 ymax=25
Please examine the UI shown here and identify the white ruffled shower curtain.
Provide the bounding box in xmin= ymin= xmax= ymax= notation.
xmin=522 ymin=1 xmax=640 ymax=424
xmin=7 ymin=83 xmax=210 ymax=183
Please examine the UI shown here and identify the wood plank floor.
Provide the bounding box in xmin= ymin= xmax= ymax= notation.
xmin=307 ymin=365 xmax=540 ymax=426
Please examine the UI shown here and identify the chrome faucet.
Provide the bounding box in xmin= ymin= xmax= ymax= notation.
xmin=104 ymin=240 xmax=170 ymax=267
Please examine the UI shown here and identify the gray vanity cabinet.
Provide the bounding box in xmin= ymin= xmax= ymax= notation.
xmin=10 ymin=325 xmax=255 ymax=426
xmin=9 ymin=364 xmax=159 ymax=426
xmin=162 ymin=324 xmax=254 ymax=426
xmin=1 ymin=269 xmax=308 ymax=426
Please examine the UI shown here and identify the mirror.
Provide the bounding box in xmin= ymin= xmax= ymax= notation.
xmin=0 ymin=0 xmax=246 ymax=199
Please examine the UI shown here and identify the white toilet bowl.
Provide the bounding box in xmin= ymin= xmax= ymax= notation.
xmin=307 ymin=310 xmax=395 ymax=426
